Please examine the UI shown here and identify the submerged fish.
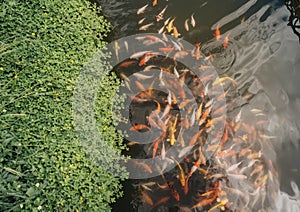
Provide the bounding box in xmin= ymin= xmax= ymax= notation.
xmin=137 ymin=4 xmax=148 ymax=15
xmin=190 ymin=13 xmax=196 ymax=27
xmin=139 ymin=22 xmax=154 ymax=31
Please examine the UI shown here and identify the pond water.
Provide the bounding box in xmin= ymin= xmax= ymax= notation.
xmin=95 ymin=0 xmax=300 ymax=211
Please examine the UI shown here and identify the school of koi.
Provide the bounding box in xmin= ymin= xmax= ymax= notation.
xmin=111 ymin=1 xmax=280 ymax=211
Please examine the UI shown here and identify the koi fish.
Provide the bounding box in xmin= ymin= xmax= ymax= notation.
xmin=226 ymin=161 xmax=243 ymax=173
xmin=164 ymin=17 xmax=171 ymax=26
xmin=138 ymin=52 xmax=158 ymax=66
xmin=152 ymin=0 xmax=157 ymax=7
xmin=178 ymin=146 xmax=194 ymax=158
xmin=198 ymin=190 xmax=216 ymax=197
xmin=192 ymin=196 xmax=216 ymax=209
xmin=223 ymin=34 xmax=229 ymax=48
xmin=145 ymin=35 xmax=166 ymax=46
xmin=168 ymin=114 xmax=178 ymax=145
xmin=130 ymin=50 xmax=151 ymax=59
xmin=215 ymin=25 xmax=220 ymax=40
xmin=159 ymin=46 xmax=175 ymax=54
xmin=199 ymin=105 xmax=212 ymax=126
xmin=135 ymin=161 xmax=153 ymax=173
xmin=161 ymin=103 xmax=171 ymax=119
xmin=139 ymin=22 xmax=154 ymax=31
xmin=199 ymin=146 xmax=207 ymax=166
xmin=167 ymin=18 xmax=176 ymax=32
xmin=241 ymin=16 xmax=245 ymax=24
xmin=208 ymin=198 xmax=228 ymax=212
xmin=161 ymin=140 xmax=166 ymax=160
xmin=141 ymin=191 xmax=154 ymax=206
xmin=171 ymin=187 xmax=180 ymax=201
xmin=119 ymin=60 xmax=136 ymax=68
xmin=189 ymin=128 xmax=204 ymax=146
xmin=184 ymin=19 xmax=189 ymax=31
xmin=227 ymin=173 xmax=247 ymax=180
xmin=178 ymin=206 xmax=192 ymax=212
xmin=134 ymin=80 xmax=146 ymax=91
xmin=127 ymin=141 xmax=139 ymax=146
xmin=187 ymin=158 xmax=201 ymax=179
xmin=130 ymin=124 xmax=150 ymax=131
xmin=172 ymin=26 xmax=179 ymax=38
xmin=152 ymin=138 xmax=159 ymax=158
xmin=212 ymin=76 xmax=236 ymax=86
xmin=174 ymin=159 xmax=186 ymax=187
xmin=156 ymin=6 xmax=168 ymax=22
xmin=190 ymin=13 xmax=196 ymax=27
xmin=137 ymin=4 xmax=148 ymax=15
xmin=173 ymin=50 xmax=189 ymax=60
xmin=250 ymin=164 xmax=264 ymax=177
xmin=154 ymin=196 xmax=170 ymax=206
xmin=158 ymin=25 xmax=165 ymax=34
xmin=138 ymin=17 xmax=146 ymax=25
xmin=193 ymin=43 xmax=201 ymax=60
xmin=199 ymin=65 xmax=213 ymax=70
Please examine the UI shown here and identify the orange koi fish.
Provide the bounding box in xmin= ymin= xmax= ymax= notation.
xmin=135 ymin=161 xmax=153 ymax=173
xmin=152 ymin=138 xmax=159 ymax=158
xmin=199 ymin=105 xmax=212 ymax=126
xmin=250 ymin=164 xmax=264 ymax=177
xmin=171 ymin=188 xmax=180 ymax=201
xmin=152 ymin=0 xmax=157 ymax=7
xmin=199 ymin=65 xmax=213 ymax=70
xmin=223 ymin=34 xmax=229 ymax=48
xmin=215 ymin=25 xmax=220 ymax=41
xmin=141 ymin=191 xmax=154 ymax=206
xmin=130 ymin=124 xmax=150 ymax=131
xmin=189 ymin=128 xmax=204 ymax=146
xmin=154 ymin=196 xmax=170 ymax=206
xmin=159 ymin=46 xmax=175 ymax=54
xmin=119 ymin=60 xmax=136 ymax=68
xmin=194 ymin=43 xmax=201 ymax=60
xmin=173 ymin=50 xmax=189 ymax=60
xmin=192 ymin=196 xmax=216 ymax=209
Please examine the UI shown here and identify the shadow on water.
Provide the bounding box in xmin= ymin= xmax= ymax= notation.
xmin=90 ymin=0 xmax=300 ymax=211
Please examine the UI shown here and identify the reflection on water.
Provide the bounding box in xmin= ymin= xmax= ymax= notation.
xmin=97 ymin=0 xmax=300 ymax=211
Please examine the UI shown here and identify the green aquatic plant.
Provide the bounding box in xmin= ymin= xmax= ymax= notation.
xmin=0 ymin=0 xmax=128 ymax=211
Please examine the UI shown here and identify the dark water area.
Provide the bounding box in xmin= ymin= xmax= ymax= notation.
xmin=93 ymin=0 xmax=300 ymax=211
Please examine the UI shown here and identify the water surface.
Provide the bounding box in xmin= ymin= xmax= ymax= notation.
xmin=97 ymin=0 xmax=300 ymax=211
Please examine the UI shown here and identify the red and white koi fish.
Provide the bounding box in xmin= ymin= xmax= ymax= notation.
xmin=156 ymin=6 xmax=168 ymax=22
